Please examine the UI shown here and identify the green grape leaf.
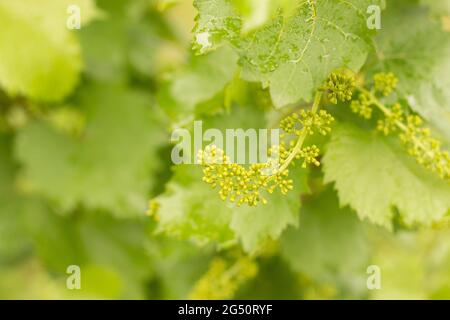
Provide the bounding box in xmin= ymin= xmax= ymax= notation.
xmin=193 ymin=0 xmax=299 ymax=47
xmin=154 ymin=164 xmax=307 ymax=253
xmin=158 ymin=46 xmax=239 ymax=121
xmin=323 ymin=123 xmax=450 ymax=229
xmin=369 ymin=0 xmax=450 ymax=140
xmin=281 ymin=187 xmax=370 ymax=292
xmin=15 ymin=84 xmax=166 ymax=216
xmin=230 ymin=164 xmax=307 ymax=252
xmin=153 ymin=165 xmax=236 ymax=246
xmin=240 ymin=0 xmax=379 ymax=108
xmin=172 ymin=46 xmax=238 ymax=107
xmin=230 ymin=0 xmax=299 ymax=33
xmin=170 ymin=46 xmax=239 ymax=114
xmin=0 ymin=0 xmax=99 ymax=101
xmin=194 ymin=0 xmax=382 ymax=108
xmin=192 ymin=0 xmax=242 ymax=54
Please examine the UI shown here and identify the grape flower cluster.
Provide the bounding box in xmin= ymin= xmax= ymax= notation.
xmin=350 ymin=72 xmax=450 ymax=180
xmin=197 ymin=144 xmax=293 ymax=207
xmin=350 ymin=92 xmax=372 ymax=119
xmin=280 ymin=109 xmax=334 ymax=136
xmin=197 ymin=145 xmax=293 ymax=206
xmin=197 ymin=110 xmax=335 ymax=206
xmin=198 ymin=74 xmax=348 ymax=206
xmin=374 ymin=72 xmax=398 ymax=96
xmin=325 ymin=72 xmax=355 ymax=104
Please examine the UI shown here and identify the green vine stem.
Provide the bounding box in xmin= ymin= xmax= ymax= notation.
xmin=277 ymin=91 xmax=323 ymax=173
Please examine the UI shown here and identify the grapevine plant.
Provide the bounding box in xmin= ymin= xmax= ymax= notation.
xmin=198 ymin=71 xmax=450 ymax=208
xmin=1 ymin=0 xmax=450 ymax=300
xmin=152 ymin=0 xmax=450 ymax=299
